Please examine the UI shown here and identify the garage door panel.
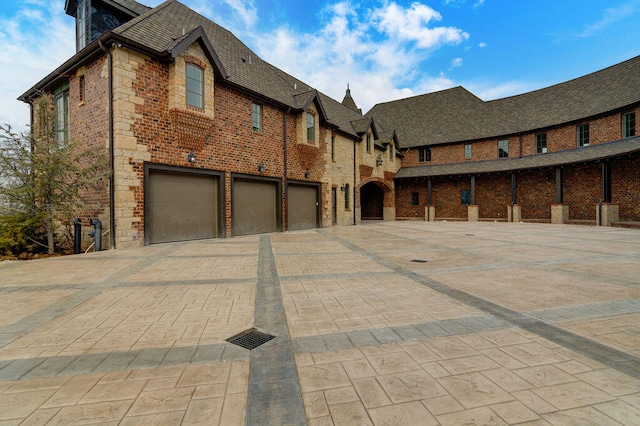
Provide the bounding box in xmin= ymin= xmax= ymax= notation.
xmin=289 ymin=185 xmax=318 ymax=231
xmin=148 ymin=171 xmax=218 ymax=244
xmin=232 ymin=179 xmax=278 ymax=236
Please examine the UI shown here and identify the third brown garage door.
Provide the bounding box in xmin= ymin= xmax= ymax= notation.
xmin=288 ymin=184 xmax=318 ymax=231
xmin=232 ymin=178 xmax=279 ymax=236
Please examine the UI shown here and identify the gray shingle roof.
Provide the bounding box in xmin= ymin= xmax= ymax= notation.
xmin=367 ymin=56 xmax=640 ymax=148
xmin=395 ymin=136 xmax=640 ymax=178
xmin=111 ymin=0 xmax=363 ymax=137
xmin=109 ymin=0 xmax=151 ymax=15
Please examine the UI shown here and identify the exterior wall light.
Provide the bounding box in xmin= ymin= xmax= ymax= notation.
xmin=187 ymin=149 xmax=196 ymax=163
xmin=258 ymin=163 xmax=265 ymax=172
xmin=340 ymin=185 xmax=345 ymax=191
xmin=376 ymin=155 xmax=383 ymax=167
xmin=304 ymin=171 xmax=310 ymax=178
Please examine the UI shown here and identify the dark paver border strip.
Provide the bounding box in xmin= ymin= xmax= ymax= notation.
xmin=0 ymin=342 xmax=249 ymax=382
xmin=292 ymin=314 xmax=511 ymax=354
xmin=245 ymin=235 xmax=306 ymax=426
xmin=321 ymin=230 xmax=640 ymax=379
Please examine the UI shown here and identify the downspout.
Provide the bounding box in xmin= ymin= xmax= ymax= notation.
xmin=98 ymin=41 xmax=115 ymax=249
xmin=353 ymin=139 xmax=357 ymax=225
xmin=283 ymin=108 xmax=290 ymax=231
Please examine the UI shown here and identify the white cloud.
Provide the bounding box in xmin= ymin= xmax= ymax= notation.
xmin=478 ymin=42 xmax=487 ymax=48
xmin=579 ymin=2 xmax=639 ymax=37
xmin=371 ymin=2 xmax=469 ymax=48
xmin=0 ymin=1 xmax=75 ymax=129
xmin=451 ymin=57 xmax=463 ymax=67
xmin=246 ymin=1 xmax=468 ymax=112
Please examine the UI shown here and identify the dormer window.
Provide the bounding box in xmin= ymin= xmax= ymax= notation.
xmin=76 ymin=0 xmax=88 ymax=51
xmin=307 ymin=113 xmax=315 ymax=144
xmin=186 ymin=63 xmax=204 ymax=109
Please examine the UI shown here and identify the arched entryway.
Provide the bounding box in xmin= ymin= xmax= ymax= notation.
xmin=361 ymin=182 xmax=384 ymax=220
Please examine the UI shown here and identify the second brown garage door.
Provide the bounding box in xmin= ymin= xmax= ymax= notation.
xmin=288 ymin=184 xmax=318 ymax=231
xmin=232 ymin=178 xmax=279 ymax=236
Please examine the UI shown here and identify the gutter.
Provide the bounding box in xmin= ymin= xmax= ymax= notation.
xmin=98 ymin=41 xmax=116 ymax=249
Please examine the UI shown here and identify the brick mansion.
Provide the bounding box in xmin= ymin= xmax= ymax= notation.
xmin=19 ymin=0 xmax=640 ymax=248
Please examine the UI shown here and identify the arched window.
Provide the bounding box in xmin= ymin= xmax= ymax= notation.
xmin=186 ymin=63 xmax=204 ymax=109
xmin=344 ymin=183 xmax=350 ymax=209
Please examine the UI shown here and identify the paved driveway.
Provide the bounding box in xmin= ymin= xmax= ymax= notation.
xmin=0 ymin=222 xmax=639 ymax=425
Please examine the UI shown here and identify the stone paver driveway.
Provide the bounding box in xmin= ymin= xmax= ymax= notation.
xmin=1 ymin=222 xmax=639 ymax=425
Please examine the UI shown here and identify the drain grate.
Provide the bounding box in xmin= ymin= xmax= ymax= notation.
xmin=410 ymin=259 xmax=428 ymax=263
xmin=226 ymin=328 xmax=276 ymax=350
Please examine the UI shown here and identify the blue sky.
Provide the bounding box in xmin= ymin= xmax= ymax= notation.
xmin=1 ymin=0 xmax=639 ymax=129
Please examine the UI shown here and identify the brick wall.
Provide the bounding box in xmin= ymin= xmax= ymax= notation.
xmin=476 ymin=174 xmax=510 ymax=219
xmin=517 ymin=170 xmax=555 ymax=220
xmin=613 ymin=156 xmax=640 ymax=221
xmin=110 ymin=44 xmax=329 ymax=244
xmin=69 ymin=58 xmax=111 ymax=247
xmin=403 ymin=107 xmax=640 ymax=168
xmin=563 ymin=164 xmax=601 ymax=220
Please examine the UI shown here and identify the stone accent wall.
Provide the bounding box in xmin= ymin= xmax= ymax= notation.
xmin=326 ymin=133 xmax=358 ymax=226
xmin=108 ymin=43 xmax=331 ymax=245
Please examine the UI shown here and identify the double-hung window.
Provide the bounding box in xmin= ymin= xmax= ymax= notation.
xmin=577 ymin=124 xmax=589 ymax=147
xmin=54 ymin=88 xmax=70 ymax=147
xmin=418 ymin=147 xmax=431 ymax=162
xmin=252 ymin=103 xmax=262 ymax=131
xmin=366 ymin=134 xmax=371 ymax=153
xmin=536 ymin=133 xmax=547 ymax=154
xmin=186 ymin=63 xmax=204 ymax=109
xmin=623 ymin=112 xmax=636 ymax=138
xmin=498 ymin=140 xmax=508 ymax=158
xmin=306 ymin=113 xmax=315 ymax=143
xmin=464 ymin=144 xmax=472 ymax=159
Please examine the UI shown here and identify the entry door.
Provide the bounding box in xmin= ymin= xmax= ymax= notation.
xmin=288 ymin=184 xmax=319 ymax=231
xmin=147 ymin=171 xmax=219 ymax=244
xmin=232 ymin=179 xmax=278 ymax=236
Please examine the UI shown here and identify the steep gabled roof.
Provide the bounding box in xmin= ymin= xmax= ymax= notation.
xmin=109 ymin=0 xmax=361 ymax=136
xmin=366 ymin=87 xmax=493 ymax=148
xmin=368 ymin=56 xmax=640 ymax=149
xmin=27 ymin=0 xmax=364 ymax=139
xmin=165 ymin=26 xmax=227 ymax=78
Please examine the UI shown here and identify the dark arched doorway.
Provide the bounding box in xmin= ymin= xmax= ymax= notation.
xmin=361 ymin=182 xmax=384 ymax=220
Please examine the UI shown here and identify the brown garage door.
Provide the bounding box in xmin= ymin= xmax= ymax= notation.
xmin=288 ymin=184 xmax=318 ymax=231
xmin=232 ymin=178 xmax=279 ymax=236
xmin=147 ymin=170 xmax=219 ymax=244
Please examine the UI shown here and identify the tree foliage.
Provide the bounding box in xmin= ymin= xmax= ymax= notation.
xmin=0 ymin=97 xmax=107 ymax=255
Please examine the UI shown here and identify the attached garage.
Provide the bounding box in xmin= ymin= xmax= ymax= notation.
xmin=232 ymin=177 xmax=281 ymax=236
xmin=146 ymin=167 xmax=222 ymax=244
xmin=288 ymin=183 xmax=319 ymax=231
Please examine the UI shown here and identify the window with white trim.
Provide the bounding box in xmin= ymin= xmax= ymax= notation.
xmin=186 ymin=63 xmax=204 ymax=109
xmin=252 ymin=103 xmax=262 ymax=131
xmin=623 ymin=112 xmax=636 ymax=138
